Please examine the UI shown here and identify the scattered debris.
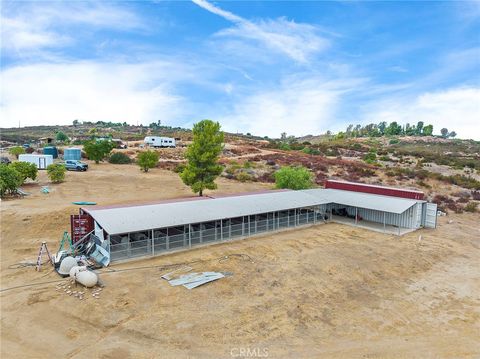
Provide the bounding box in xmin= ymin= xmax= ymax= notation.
xmin=72 ymin=201 xmax=97 ymax=205
xmin=167 ymin=272 xmax=226 ymax=290
xmin=41 ymin=186 xmax=50 ymax=194
xmin=16 ymin=188 xmax=30 ymax=196
xmin=161 ymin=266 xmax=192 ymax=280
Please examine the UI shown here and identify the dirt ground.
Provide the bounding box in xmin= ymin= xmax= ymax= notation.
xmin=1 ymin=163 xmax=479 ymax=358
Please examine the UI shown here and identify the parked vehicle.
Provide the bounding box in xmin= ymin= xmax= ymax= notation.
xmin=18 ymin=154 xmax=53 ymax=169
xmin=144 ymin=136 xmax=176 ymax=148
xmin=63 ymin=160 xmax=88 ymax=171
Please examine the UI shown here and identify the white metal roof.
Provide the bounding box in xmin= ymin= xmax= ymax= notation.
xmin=304 ymin=188 xmax=423 ymax=214
xmin=84 ymin=190 xmax=331 ymax=235
xmin=84 ymin=188 xmax=422 ymax=235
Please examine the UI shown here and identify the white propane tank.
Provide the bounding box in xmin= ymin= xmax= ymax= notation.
xmin=69 ymin=266 xmax=98 ymax=287
xmin=69 ymin=265 xmax=87 ymax=278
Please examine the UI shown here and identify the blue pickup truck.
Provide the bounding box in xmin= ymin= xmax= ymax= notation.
xmin=63 ymin=160 xmax=88 ymax=171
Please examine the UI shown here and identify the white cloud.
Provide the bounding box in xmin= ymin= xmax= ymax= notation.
xmin=360 ymin=87 xmax=480 ymax=140
xmin=192 ymin=0 xmax=329 ymax=63
xmin=218 ymin=76 xmax=364 ymax=138
xmin=0 ymin=62 xmax=189 ymax=128
xmin=1 ymin=2 xmax=145 ymax=53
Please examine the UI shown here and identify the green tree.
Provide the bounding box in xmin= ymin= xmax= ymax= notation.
xmin=449 ymin=131 xmax=457 ymax=138
xmin=83 ymin=140 xmax=115 ymax=164
xmin=180 ymin=120 xmax=224 ymax=196
xmin=385 ymin=122 xmax=402 ymax=136
xmin=423 ymin=124 xmax=433 ymax=136
xmin=56 ymin=131 xmax=69 ymax=142
xmin=47 ymin=163 xmax=66 ymax=183
xmin=377 ymin=122 xmax=387 ymax=135
xmin=275 ymin=166 xmax=313 ymax=190
xmin=137 ymin=150 xmax=159 ymax=172
xmin=73 ymin=119 xmax=80 ymax=127
xmin=9 ymin=146 xmax=25 ymax=159
xmin=440 ymin=128 xmax=449 ymax=138
xmin=416 ymin=121 xmax=424 ymax=135
xmin=9 ymin=162 xmax=37 ymax=183
xmin=0 ymin=164 xmax=23 ymax=197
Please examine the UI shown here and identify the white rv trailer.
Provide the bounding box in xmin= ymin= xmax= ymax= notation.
xmin=18 ymin=154 xmax=54 ymax=169
xmin=144 ymin=136 xmax=176 ymax=148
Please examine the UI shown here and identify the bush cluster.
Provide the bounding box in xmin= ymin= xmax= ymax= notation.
xmin=108 ymin=152 xmax=132 ymax=164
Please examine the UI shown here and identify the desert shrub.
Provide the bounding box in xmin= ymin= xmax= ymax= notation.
xmin=363 ymin=150 xmax=377 ymax=164
xmin=279 ymin=143 xmax=291 ymax=151
xmin=174 ymin=163 xmax=186 ymax=173
xmin=417 ymin=180 xmax=431 ymax=188
xmin=302 ymin=147 xmax=321 ymax=155
xmin=445 ymin=174 xmax=480 ymax=190
xmin=8 ymin=146 xmax=25 ymax=159
xmin=137 ymin=150 xmax=159 ymax=172
xmin=243 ymin=161 xmax=253 ymax=169
xmin=9 ymin=161 xmax=37 ymax=183
xmin=274 ymin=166 xmax=313 ymax=190
xmin=447 ymin=202 xmax=463 ymax=213
xmin=47 ymin=163 xmax=66 ymax=183
xmin=290 ymin=143 xmax=305 ymax=151
xmin=389 ymin=138 xmax=399 ymax=145
xmin=108 ymin=152 xmax=132 ymax=164
xmin=464 ymin=202 xmax=478 ymax=213
xmin=472 ymin=191 xmax=480 ymax=201
xmin=379 ymin=155 xmax=391 ymax=161
xmin=236 ymin=171 xmax=253 ymax=182
xmin=0 ymin=164 xmax=23 ymax=197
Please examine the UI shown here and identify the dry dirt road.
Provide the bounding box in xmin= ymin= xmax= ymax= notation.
xmin=1 ymin=163 xmax=479 ymax=358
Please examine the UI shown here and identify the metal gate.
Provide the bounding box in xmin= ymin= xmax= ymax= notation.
xmin=424 ymin=203 xmax=437 ymax=228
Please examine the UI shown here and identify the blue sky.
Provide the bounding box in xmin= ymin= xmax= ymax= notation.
xmin=1 ymin=0 xmax=479 ymax=139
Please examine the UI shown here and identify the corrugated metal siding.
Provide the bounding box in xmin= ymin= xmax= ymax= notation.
xmin=325 ymin=180 xmax=424 ymax=200
xmin=326 ymin=202 xmax=420 ymax=228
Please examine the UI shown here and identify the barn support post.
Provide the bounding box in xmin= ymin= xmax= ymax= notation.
xmin=254 ymin=215 xmax=257 ymax=233
xmin=242 ymin=217 xmax=245 ymax=237
xmin=188 ymin=224 xmax=192 ymax=248
xmin=355 ymin=207 xmax=358 ymax=225
xmin=151 ymin=229 xmax=155 ymax=256
xmin=383 ymin=212 xmax=386 ymax=233
xmin=200 ymin=223 xmax=203 ymax=243
xmin=294 ymin=209 xmax=297 ymax=227
xmin=398 ymin=215 xmax=401 ymax=236
xmin=184 ymin=225 xmax=187 ymax=247
xmin=166 ymin=227 xmax=170 ymax=250
xmin=127 ymin=233 xmax=131 ymax=258
xmin=229 ymin=219 xmax=232 ymax=238
xmin=220 ymin=220 xmax=223 ymax=240
xmin=248 ymin=216 xmax=251 ymax=236
xmin=215 ymin=221 xmax=218 ymax=241
xmin=314 ymin=207 xmax=317 ymax=224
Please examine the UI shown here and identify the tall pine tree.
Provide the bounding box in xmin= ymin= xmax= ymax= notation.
xmin=180 ymin=120 xmax=224 ymax=196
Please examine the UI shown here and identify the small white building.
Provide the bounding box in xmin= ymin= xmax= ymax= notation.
xmin=144 ymin=136 xmax=176 ymax=148
xmin=18 ymin=154 xmax=54 ymax=169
